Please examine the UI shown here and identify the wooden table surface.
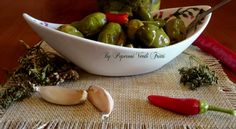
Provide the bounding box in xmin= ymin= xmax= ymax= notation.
xmin=0 ymin=0 xmax=236 ymax=83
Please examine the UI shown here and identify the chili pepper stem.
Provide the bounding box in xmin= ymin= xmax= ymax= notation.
xmin=208 ymin=105 xmax=236 ymax=116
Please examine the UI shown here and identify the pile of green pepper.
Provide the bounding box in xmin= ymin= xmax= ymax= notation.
xmin=58 ymin=0 xmax=187 ymax=48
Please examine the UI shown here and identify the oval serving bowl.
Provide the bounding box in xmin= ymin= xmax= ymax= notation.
xmin=23 ymin=5 xmax=211 ymax=76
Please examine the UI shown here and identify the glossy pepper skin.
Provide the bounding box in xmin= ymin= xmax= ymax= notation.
xmin=57 ymin=24 xmax=84 ymax=37
xmin=98 ymin=22 xmax=123 ymax=45
xmin=164 ymin=18 xmax=187 ymax=43
xmin=148 ymin=95 xmax=236 ymax=116
xmin=136 ymin=24 xmax=170 ymax=48
xmin=143 ymin=18 xmax=166 ymax=28
xmin=71 ymin=12 xmax=106 ymax=37
xmin=135 ymin=5 xmax=153 ymax=21
xmin=97 ymin=0 xmax=161 ymax=16
xmin=127 ymin=19 xmax=144 ymax=40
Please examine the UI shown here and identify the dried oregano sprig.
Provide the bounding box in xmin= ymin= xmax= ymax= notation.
xmin=0 ymin=81 xmax=34 ymax=109
xmin=179 ymin=65 xmax=218 ymax=90
xmin=0 ymin=41 xmax=80 ymax=109
xmin=178 ymin=52 xmax=218 ymax=90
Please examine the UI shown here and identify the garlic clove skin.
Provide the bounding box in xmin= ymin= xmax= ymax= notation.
xmin=87 ymin=85 xmax=114 ymax=118
xmin=37 ymin=86 xmax=87 ymax=105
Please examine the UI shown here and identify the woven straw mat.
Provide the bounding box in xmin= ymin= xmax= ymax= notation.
xmin=0 ymin=42 xmax=236 ymax=129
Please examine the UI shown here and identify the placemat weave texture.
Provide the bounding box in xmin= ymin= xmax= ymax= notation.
xmin=0 ymin=43 xmax=236 ymax=129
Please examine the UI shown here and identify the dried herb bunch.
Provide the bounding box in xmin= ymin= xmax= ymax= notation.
xmin=179 ymin=65 xmax=218 ymax=90
xmin=178 ymin=53 xmax=218 ymax=90
xmin=0 ymin=41 xmax=80 ymax=109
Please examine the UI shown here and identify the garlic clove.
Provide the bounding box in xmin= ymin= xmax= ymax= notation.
xmin=87 ymin=85 xmax=114 ymax=119
xmin=37 ymin=86 xmax=87 ymax=105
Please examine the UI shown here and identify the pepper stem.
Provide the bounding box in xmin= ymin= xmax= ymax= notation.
xmin=208 ymin=105 xmax=236 ymax=116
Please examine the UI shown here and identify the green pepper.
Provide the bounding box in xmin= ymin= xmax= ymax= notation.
xmin=136 ymin=24 xmax=170 ymax=48
xmin=150 ymin=0 xmax=161 ymax=12
xmin=127 ymin=19 xmax=144 ymax=40
xmin=71 ymin=12 xmax=106 ymax=37
xmin=144 ymin=17 xmax=166 ymax=28
xmin=120 ymin=5 xmax=133 ymax=16
xmin=97 ymin=0 xmax=161 ymax=17
xmin=165 ymin=18 xmax=187 ymax=43
xmin=117 ymin=31 xmax=127 ymax=46
xmin=98 ymin=22 xmax=123 ymax=45
xmin=57 ymin=24 xmax=84 ymax=37
xmin=98 ymin=1 xmax=126 ymax=12
xmin=134 ymin=5 xmax=153 ymax=21
xmin=129 ymin=0 xmax=161 ymax=12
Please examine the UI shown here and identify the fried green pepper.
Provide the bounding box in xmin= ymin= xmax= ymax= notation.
xmin=134 ymin=5 xmax=153 ymax=21
xmin=127 ymin=19 xmax=144 ymax=40
xmin=98 ymin=1 xmax=133 ymax=17
xmin=129 ymin=0 xmax=161 ymax=12
xmin=71 ymin=12 xmax=106 ymax=37
xmin=98 ymin=22 xmax=123 ymax=45
xmin=143 ymin=18 xmax=166 ymax=28
xmin=117 ymin=31 xmax=127 ymax=46
xmin=57 ymin=24 xmax=84 ymax=37
xmin=136 ymin=24 xmax=170 ymax=48
xmin=98 ymin=1 xmax=125 ymax=12
xmin=149 ymin=0 xmax=161 ymax=12
xmin=97 ymin=0 xmax=160 ymax=18
xmin=165 ymin=18 xmax=187 ymax=43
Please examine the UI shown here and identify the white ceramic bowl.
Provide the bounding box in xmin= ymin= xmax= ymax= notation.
xmin=23 ymin=5 xmax=211 ymax=76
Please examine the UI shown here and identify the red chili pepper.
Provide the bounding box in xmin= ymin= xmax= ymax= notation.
xmin=193 ymin=34 xmax=236 ymax=73
xmin=148 ymin=95 xmax=235 ymax=116
xmin=105 ymin=12 xmax=129 ymax=24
